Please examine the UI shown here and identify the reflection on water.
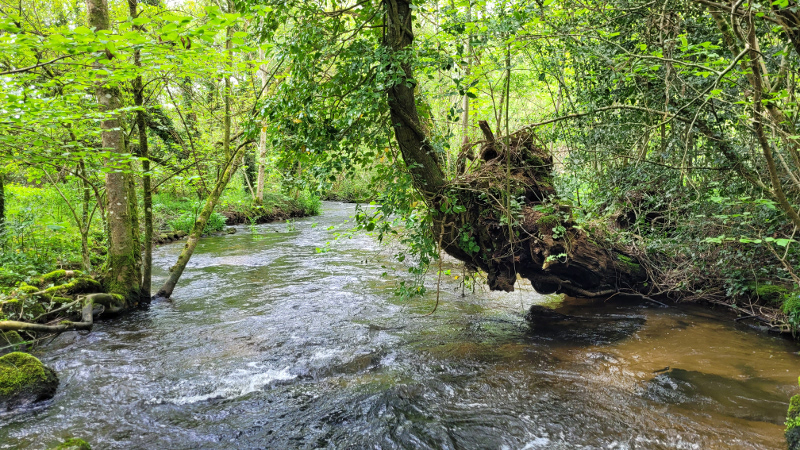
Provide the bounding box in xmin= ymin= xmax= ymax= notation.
xmin=0 ymin=202 xmax=798 ymax=449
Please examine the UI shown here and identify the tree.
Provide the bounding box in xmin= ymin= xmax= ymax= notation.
xmin=86 ymin=0 xmax=142 ymax=305
xmin=380 ymin=0 xmax=647 ymax=297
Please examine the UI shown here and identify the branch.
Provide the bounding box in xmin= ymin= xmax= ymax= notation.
xmin=0 ymin=55 xmax=73 ymax=76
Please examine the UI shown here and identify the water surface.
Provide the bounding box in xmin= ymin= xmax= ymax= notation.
xmin=1 ymin=202 xmax=798 ymax=449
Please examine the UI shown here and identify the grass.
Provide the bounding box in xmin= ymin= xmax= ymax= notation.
xmin=1 ymin=178 xmax=321 ymax=292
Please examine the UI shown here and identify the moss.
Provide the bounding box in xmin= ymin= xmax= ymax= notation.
xmin=537 ymin=215 xmax=560 ymax=228
xmin=52 ymin=437 xmax=91 ymax=450
xmin=0 ymin=331 xmax=23 ymax=345
xmin=40 ymin=270 xmax=67 ymax=284
xmin=17 ymin=283 xmax=38 ymax=294
xmin=40 ymin=277 xmax=101 ymax=298
xmin=617 ymin=254 xmax=642 ymax=273
xmin=0 ymin=352 xmax=59 ymax=409
xmin=748 ymin=283 xmax=790 ymax=302
xmin=1 ymin=299 xmax=20 ymax=315
xmin=51 ymin=296 xmax=73 ymax=305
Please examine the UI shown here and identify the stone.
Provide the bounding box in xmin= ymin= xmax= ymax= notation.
xmin=0 ymin=352 xmax=59 ymax=410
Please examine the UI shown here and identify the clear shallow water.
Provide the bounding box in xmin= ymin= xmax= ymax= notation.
xmin=1 ymin=202 xmax=799 ymax=449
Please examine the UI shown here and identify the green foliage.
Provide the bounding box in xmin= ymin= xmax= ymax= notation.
xmin=168 ymin=211 xmax=227 ymax=236
xmin=0 ymin=184 xmax=91 ymax=289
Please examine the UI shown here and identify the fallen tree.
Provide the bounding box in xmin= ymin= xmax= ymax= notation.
xmin=383 ymin=0 xmax=648 ymax=299
xmin=437 ymin=123 xmax=648 ymax=297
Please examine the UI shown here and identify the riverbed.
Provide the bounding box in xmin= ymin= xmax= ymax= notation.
xmin=1 ymin=202 xmax=798 ymax=449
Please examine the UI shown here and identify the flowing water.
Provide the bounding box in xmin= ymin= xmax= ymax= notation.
xmin=1 ymin=202 xmax=799 ymax=449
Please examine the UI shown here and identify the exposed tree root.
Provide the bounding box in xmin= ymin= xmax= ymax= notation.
xmin=0 ymin=293 xmax=123 ymax=333
xmin=434 ymin=122 xmax=648 ymax=298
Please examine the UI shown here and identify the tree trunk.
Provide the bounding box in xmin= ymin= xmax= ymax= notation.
xmin=382 ymin=0 xmax=647 ymax=298
xmin=384 ymin=0 xmax=446 ymax=201
xmin=0 ymin=171 xmax=5 ymax=236
xmin=156 ymin=151 xmax=242 ymax=298
xmin=157 ymin=18 xmax=239 ymax=299
xmin=87 ymin=0 xmax=142 ymax=305
xmin=256 ymin=47 xmax=268 ymax=203
xmin=78 ymin=160 xmax=93 ymax=273
xmin=129 ymin=0 xmax=152 ymax=299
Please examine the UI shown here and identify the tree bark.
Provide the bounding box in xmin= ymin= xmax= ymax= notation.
xmin=129 ymin=0 xmax=152 ymax=299
xmin=156 ymin=150 xmax=242 ymax=298
xmin=0 ymin=171 xmax=5 ymax=236
xmin=86 ymin=0 xmax=142 ymax=305
xmin=384 ymin=0 xmax=445 ymax=201
xmin=256 ymin=47 xmax=268 ymax=203
xmin=78 ymin=161 xmax=92 ymax=273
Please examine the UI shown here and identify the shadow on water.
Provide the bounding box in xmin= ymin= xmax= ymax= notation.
xmin=645 ymin=367 xmax=790 ymax=424
xmin=0 ymin=202 xmax=799 ymax=449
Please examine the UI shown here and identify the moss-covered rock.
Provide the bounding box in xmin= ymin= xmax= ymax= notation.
xmin=1 ymin=331 xmax=23 ymax=345
xmin=51 ymin=437 xmax=91 ymax=450
xmin=0 ymin=352 xmax=58 ymax=410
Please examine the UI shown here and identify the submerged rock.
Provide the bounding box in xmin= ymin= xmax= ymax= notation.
xmin=0 ymin=352 xmax=59 ymax=410
xmin=50 ymin=438 xmax=91 ymax=450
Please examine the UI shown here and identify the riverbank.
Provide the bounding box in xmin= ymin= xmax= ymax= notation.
xmin=0 ymin=184 xmax=321 ymax=289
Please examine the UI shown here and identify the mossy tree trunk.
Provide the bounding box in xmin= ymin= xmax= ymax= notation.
xmin=382 ymin=0 xmax=648 ymax=298
xmin=87 ymin=0 xmax=142 ymax=306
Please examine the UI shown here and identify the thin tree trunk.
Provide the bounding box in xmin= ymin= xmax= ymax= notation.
xmin=156 ymin=150 xmax=242 ymax=298
xmin=86 ymin=0 xmax=141 ymax=304
xmin=129 ymin=0 xmax=152 ymax=298
xmin=0 ymin=171 xmax=5 ymax=236
xmin=256 ymin=47 xmax=268 ymax=203
xmin=157 ymin=17 xmax=239 ymax=299
xmin=79 ymin=160 xmax=92 ymax=273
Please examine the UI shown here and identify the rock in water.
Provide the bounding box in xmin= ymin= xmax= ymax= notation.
xmin=0 ymin=352 xmax=59 ymax=410
xmin=50 ymin=438 xmax=91 ymax=450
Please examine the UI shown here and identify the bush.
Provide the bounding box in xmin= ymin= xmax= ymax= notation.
xmin=168 ymin=211 xmax=227 ymax=235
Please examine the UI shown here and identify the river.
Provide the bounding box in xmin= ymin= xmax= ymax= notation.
xmin=1 ymin=202 xmax=798 ymax=449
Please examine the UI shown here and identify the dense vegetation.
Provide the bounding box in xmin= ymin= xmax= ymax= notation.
xmin=1 ymin=0 xmax=799 ymax=336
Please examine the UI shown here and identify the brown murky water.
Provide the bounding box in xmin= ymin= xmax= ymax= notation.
xmin=0 ymin=202 xmax=797 ymax=449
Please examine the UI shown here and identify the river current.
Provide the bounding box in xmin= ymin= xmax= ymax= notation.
xmin=1 ymin=202 xmax=798 ymax=449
